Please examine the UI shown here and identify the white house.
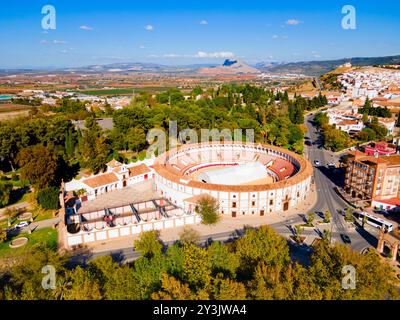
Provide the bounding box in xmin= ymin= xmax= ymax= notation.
xmin=65 ymin=160 xmax=154 ymax=201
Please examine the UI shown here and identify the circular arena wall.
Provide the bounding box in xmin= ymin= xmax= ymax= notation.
xmin=153 ymin=141 xmax=313 ymax=216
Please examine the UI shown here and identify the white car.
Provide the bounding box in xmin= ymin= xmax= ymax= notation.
xmin=314 ymin=160 xmax=320 ymax=166
xmin=15 ymin=221 xmax=30 ymax=229
xmin=327 ymin=162 xmax=335 ymax=168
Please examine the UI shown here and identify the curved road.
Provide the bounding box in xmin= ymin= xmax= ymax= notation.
xmin=305 ymin=114 xmax=376 ymax=251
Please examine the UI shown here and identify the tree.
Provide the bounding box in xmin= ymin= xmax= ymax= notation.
xmin=133 ymin=230 xmax=163 ymax=259
xmin=207 ymin=241 xmax=240 ymax=278
xmin=179 ymin=226 xmax=200 ymax=245
xmin=195 ymin=195 xmax=220 ymax=225
xmin=151 ymin=274 xmax=194 ymax=300
xmin=0 ymin=181 xmax=13 ymax=207
xmin=322 ymin=229 xmax=331 ymax=243
xmin=235 ymin=226 xmax=290 ymax=278
xmin=62 ymin=267 xmax=102 ymax=300
xmin=65 ymin=129 xmax=76 ymax=158
xmin=309 ymin=241 xmax=399 ymax=299
xmin=0 ymin=226 xmax=7 ymax=243
xmin=182 ymin=244 xmax=212 ymax=290
xmin=3 ymin=208 xmax=18 ymax=227
xmin=213 ymin=277 xmax=247 ymax=300
xmin=295 ymin=225 xmax=304 ymax=243
xmin=344 ymin=208 xmax=354 ymax=222
xmin=16 ymin=145 xmax=58 ymax=189
xmin=125 ymin=127 xmax=146 ymax=152
xmin=88 ymin=256 xmax=139 ymax=299
xmin=307 ymin=212 xmax=315 ymax=226
xmin=324 ymin=210 xmax=331 ymax=223
xmin=36 ymin=187 xmax=60 ymax=210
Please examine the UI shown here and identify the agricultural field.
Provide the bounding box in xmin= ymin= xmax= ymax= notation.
xmin=0 ymin=103 xmax=32 ymax=121
xmin=80 ymin=86 xmax=174 ymax=96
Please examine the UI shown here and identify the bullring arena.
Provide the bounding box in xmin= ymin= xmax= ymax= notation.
xmin=62 ymin=141 xmax=313 ymax=247
xmin=153 ymin=141 xmax=313 ymax=216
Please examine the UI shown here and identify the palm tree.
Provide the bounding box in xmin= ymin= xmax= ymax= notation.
xmin=322 ymin=229 xmax=332 ymax=243
xmin=324 ymin=210 xmax=331 ymax=223
xmin=295 ymin=225 xmax=304 ymax=243
xmin=344 ymin=207 xmax=353 ymax=222
xmin=53 ymin=278 xmax=72 ymax=300
xmin=362 ymin=214 xmax=367 ymax=229
xmin=307 ymin=212 xmax=315 ymax=226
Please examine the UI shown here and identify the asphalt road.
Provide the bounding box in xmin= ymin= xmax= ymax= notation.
xmin=304 ymin=114 xmax=377 ymax=252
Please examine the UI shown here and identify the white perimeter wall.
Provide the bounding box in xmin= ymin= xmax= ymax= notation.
xmin=66 ymin=214 xmax=201 ymax=247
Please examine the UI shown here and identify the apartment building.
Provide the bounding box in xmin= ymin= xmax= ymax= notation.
xmin=344 ymin=151 xmax=400 ymax=204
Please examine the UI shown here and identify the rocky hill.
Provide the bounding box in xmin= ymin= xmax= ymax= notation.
xmin=198 ymin=59 xmax=260 ymax=75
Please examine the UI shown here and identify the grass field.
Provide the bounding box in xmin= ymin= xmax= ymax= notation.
xmin=0 ymin=227 xmax=57 ymax=259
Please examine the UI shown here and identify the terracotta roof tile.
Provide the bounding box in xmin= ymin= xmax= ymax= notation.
xmin=83 ymin=172 xmax=119 ymax=189
xmin=129 ymin=164 xmax=151 ymax=177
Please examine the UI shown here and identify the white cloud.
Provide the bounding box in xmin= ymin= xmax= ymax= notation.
xmin=53 ymin=40 xmax=67 ymax=44
xmin=286 ymin=19 xmax=303 ymax=25
xmin=139 ymin=45 xmax=146 ymax=49
xmin=80 ymin=25 xmax=93 ymax=31
xmin=272 ymin=35 xmax=288 ymax=39
xmin=200 ymin=20 xmax=208 ymax=25
xmin=40 ymin=40 xmax=49 ymax=45
xmin=163 ymin=53 xmax=182 ymax=58
xmin=145 ymin=24 xmax=154 ymax=31
xmin=148 ymin=54 xmax=159 ymax=58
xmin=195 ymin=51 xmax=235 ymax=58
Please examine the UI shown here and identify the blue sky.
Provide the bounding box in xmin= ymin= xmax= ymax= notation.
xmin=1 ymin=0 xmax=400 ymax=68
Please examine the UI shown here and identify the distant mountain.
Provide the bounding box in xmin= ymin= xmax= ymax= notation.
xmin=2 ymin=54 xmax=399 ymax=77
xmin=259 ymin=55 xmax=400 ymax=76
xmin=198 ymin=59 xmax=260 ymax=75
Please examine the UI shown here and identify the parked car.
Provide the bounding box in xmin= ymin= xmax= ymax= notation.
xmin=340 ymin=234 xmax=351 ymax=244
xmin=327 ymin=162 xmax=335 ymax=168
xmin=314 ymin=160 xmax=320 ymax=166
xmin=15 ymin=221 xmax=30 ymax=229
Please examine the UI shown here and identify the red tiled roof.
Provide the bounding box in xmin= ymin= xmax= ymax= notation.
xmin=128 ymin=163 xmax=151 ymax=177
xmin=83 ymin=172 xmax=119 ymax=188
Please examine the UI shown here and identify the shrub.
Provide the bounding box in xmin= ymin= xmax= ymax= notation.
xmin=37 ymin=187 xmax=60 ymax=210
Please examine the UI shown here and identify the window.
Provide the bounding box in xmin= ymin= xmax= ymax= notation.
xmin=232 ymin=202 xmax=237 ymax=208
xmin=269 ymin=200 xmax=273 ymax=205
xmin=252 ymin=201 xmax=256 ymax=206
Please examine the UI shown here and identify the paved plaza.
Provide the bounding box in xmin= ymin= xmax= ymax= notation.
xmin=78 ymin=180 xmax=158 ymax=213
